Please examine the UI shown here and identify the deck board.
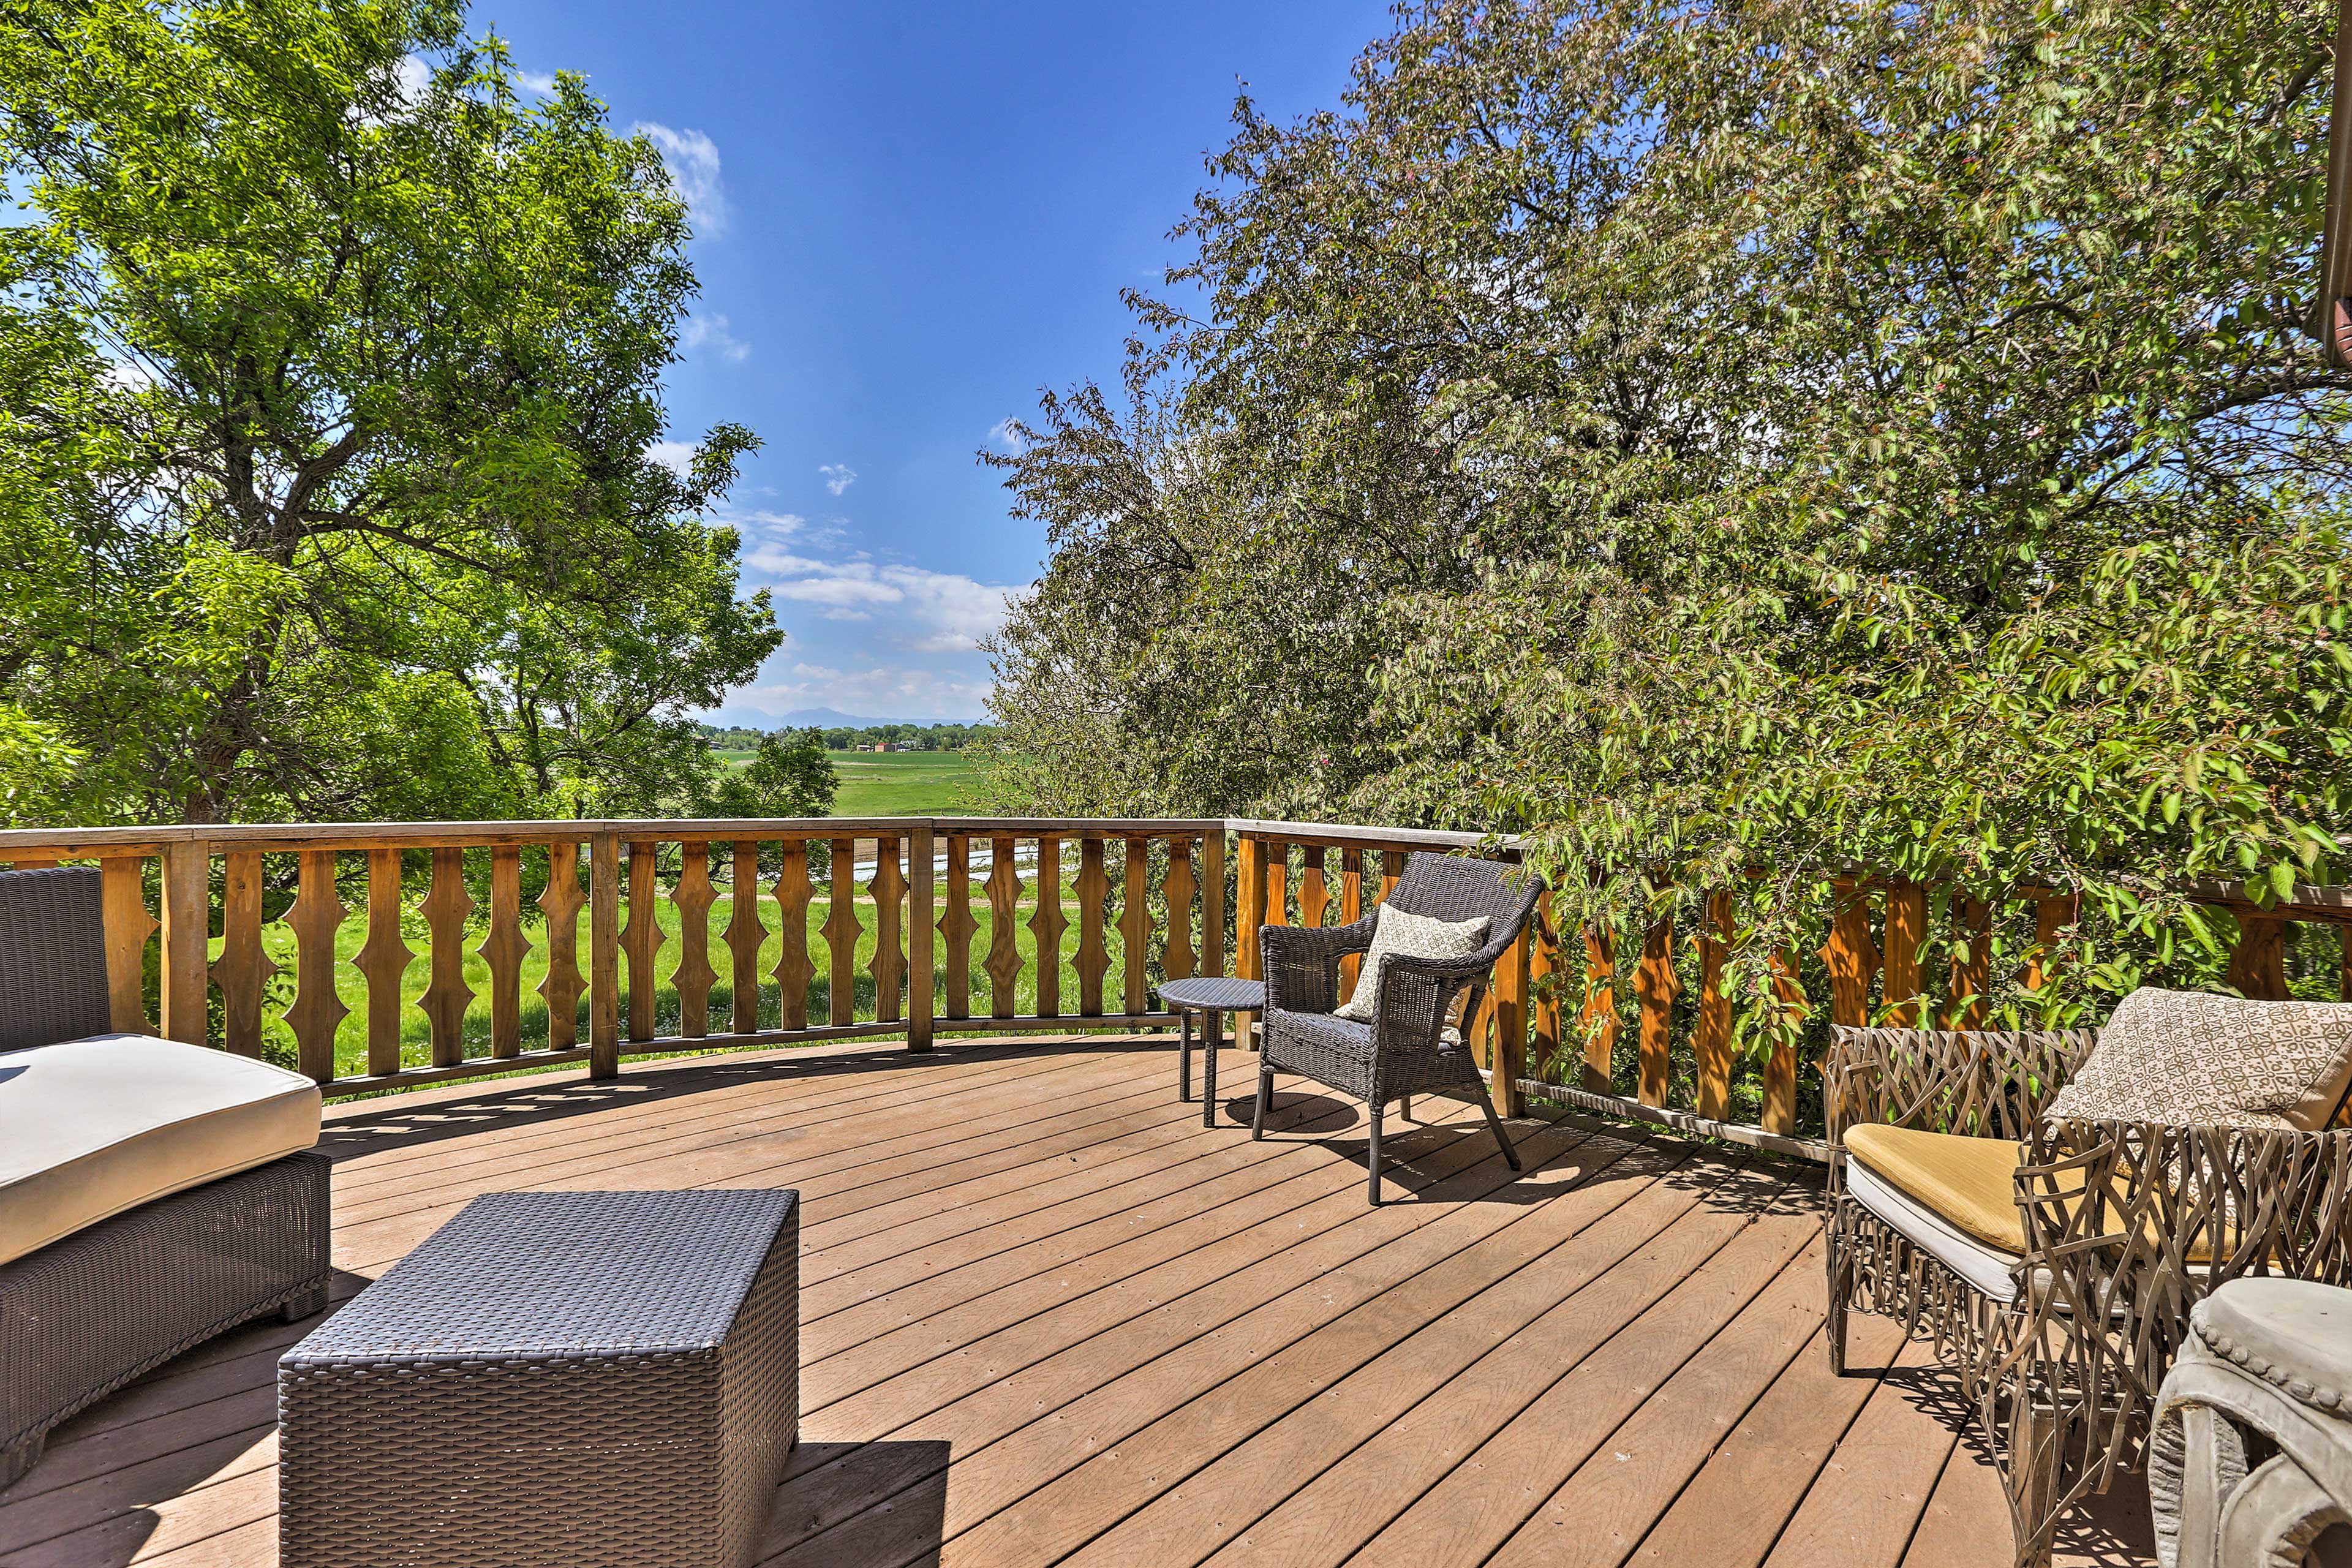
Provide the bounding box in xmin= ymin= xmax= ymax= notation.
xmin=0 ymin=1035 xmax=2157 ymax=1567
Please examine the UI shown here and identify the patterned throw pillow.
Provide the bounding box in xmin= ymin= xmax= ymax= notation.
xmin=2046 ymin=987 xmax=2352 ymax=1131
xmin=1333 ymin=904 xmax=1491 ymax=1026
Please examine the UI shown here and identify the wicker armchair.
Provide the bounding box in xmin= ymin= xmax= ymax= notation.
xmin=1251 ymin=853 xmax=1544 ymax=1206
xmin=1824 ymin=1024 xmax=2352 ymax=1567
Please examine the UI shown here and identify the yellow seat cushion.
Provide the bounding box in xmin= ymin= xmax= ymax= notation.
xmin=1844 ymin=1123 xmax=2030 ymax=1253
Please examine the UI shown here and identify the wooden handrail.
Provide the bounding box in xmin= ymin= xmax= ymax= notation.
xmin=6 ymin=814 xmax=2346 ymax=1149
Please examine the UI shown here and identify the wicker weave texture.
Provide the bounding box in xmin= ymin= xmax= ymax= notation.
xmin=1261 ymin=853 xmax=1542 ymax=1107
xmin=1822 ymin=1023 xmax=2352 ymax=1566
xmin=2 ymin=1150 xmax=331 ymax=1485
xmin=0 ymin=867 xmax=113 ymax=1054
xmin=279 ymin=1189 xmax=799 ymax=1568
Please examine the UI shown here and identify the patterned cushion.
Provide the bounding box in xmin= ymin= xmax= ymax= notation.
xmin=2046 ymin=987 xmax=2352 ymax=1131
xmin=1333 ymin=904 xmax=1490 ymax=1025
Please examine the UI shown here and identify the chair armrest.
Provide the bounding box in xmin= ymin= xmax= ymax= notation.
xmin=1261 ymin=916 xmax=1375 ymax=1016
xmin=2005 ymin=1119 xmax=2352 ymax=1435
xmin=1823 ymin=1025 xmax=2097 ymax=1145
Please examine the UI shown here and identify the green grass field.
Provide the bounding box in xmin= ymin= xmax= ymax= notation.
xmin=711 ymin=747 xmax=978 ymax=818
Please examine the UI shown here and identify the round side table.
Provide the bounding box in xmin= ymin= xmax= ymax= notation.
xmin=1156 ymin=976 xmax=1266 ymax=1128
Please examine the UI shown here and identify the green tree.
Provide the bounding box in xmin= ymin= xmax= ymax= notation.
xmin=0 ymin=0 xmax=780 ymax=824
xmin=986 ymin=0 xmax=2352 ymax=1033
xmin=698 ymin=729 xmax=837 ymax=818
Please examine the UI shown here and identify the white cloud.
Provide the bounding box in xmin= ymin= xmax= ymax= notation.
xmin=646 ymin=440 xmax=698 ymax=477
xmin=986 ymin=418 xmax=1027 ymax=454
xmin=680 ymin=312 xmax=751 ymax=363
xmin=820 ymin=464 xmax=858 ymax=496
xmin=741 ymin=550 xmax=1014 ymax=654
xmin=514 ymin=69 xmax=559 ymax=95
xmin=395 ymin=54 xmax=432 ymax=102
xmin=631 ymin=123 xmax=728 ymax=237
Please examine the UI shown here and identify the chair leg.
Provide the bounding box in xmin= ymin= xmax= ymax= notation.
xmin=1252 ymin=1063 xmax=1273 ymax=1140
xmin=1178 ymin=1011 xmax=1193 ymax=1103
xmin=1826 ymin=1230 xmax=1851 ymax=1376
xmin=1476 ymin=1091 xmax=1521 ymax=1171
xmin=1366 ymin=1101 xmax=1385 ymax=1206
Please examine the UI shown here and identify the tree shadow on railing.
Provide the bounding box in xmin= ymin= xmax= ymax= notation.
xmin=317 ymin=1032 xmax=1142 ymax=1163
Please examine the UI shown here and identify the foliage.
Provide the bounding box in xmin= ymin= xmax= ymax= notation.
xmin=984 ymin=0 xmax=2352 ymax=1038
xmin=695 ymin=728 xmax=838 ymax=818
xmin=0 ymin=0 xmax=780 ymax=825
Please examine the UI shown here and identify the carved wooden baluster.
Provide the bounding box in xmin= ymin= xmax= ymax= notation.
xmin=1635 ymin=907 xmax=1676 ymax=1107
xmin=2021 ymin=891 xmax=2077 ymax=995
xmin=1233 ymin=835 xmax=1265 ymax=1044
xmin=1161 ymin=839 xmax=1196 ymax=982
xmin=1028 ymin=836 xmax=1065 ymax=1017
xmin=1695 ymin=890 xmax=1734 ymax=1122
xmin=772 ymin=840 xmax=814 ymax=1031
xmin=725 ymin=840 xmax=766 ymax=1034
xmin=983 ymin=835 xmax=1023 ymax=1019
xmin=285 ymin=850 xmax=348 ymax=1083
xmin=475 ymin=847 xmax=530 ymax=1058
xmin=1820 ymin=880 xmax=1881 ymax=1030
xmin=1202 ymin=831 xmax=1226 ymax=979
xmin=823 ymin=836 xmax=861 ymax=1027
xmin=1265 ymin=840 xmax=1291 ymax=932
xmin=1581 ymin=919 xmax=1617 ymax=1092
xmin=1121 ymin=837 xmax=1148 ymax=1016
xmin=99 ymin=854 xmax=157 ymax=1033
xmin=1337 ymin=848 xmax=1364 ymax=995
xmin=2226 ymin=910 xmax=2291 ymax=1001
xmin=420 ymin=846 xmax=475 ymax=1068
xmin=1299 ymin=846 xmax=1329 ymax=929
xmin=1381 ymin=850 xmax=1406 ymax=903
xmin=353 ymin=848 xmax=413 ymax=1077
xmin=671 ymin=841 xmax=717 ymax=1039
xmin=1763 ymin=947 xmax=1809 ymax=1136
xmin=213 ymin=850 xmax=274 ymax=1058
xmin=622 ymin=842 xmax=663 ymax=1041
xmin=1528 ymin=891 xmax=1559 ymax=1078
xmin=1883 ymin=882 xmax=1928 ymax=1026
xmin=1946 ymin=895 xmax=1991 ymax=1029
xmin=1493 ymin=922 xmax=1528 ymax=1117
xmin=869 ymin=835 xmax=907 ymax=1024
xmin=1076 ymin=836 xmax=1110 ymax=1017
xmin=538 ymin=843 xmax=586 ymax=1049
xmin=939 ymin=835 xmax=975 ymax=1020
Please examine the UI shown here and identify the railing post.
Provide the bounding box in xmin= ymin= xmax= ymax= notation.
xmin=1235 ymin=833 xmax=1264 ymax=1046
xmin=159 ymin=835 xmax=210 ymax=1046
xmin=589 ymin=830 xmax=621 ymax=1079
xmin=909 ymin=822 xmax=935 ymax=1051
xmin=1493 ymin=924 xmax=1528 ymax=1118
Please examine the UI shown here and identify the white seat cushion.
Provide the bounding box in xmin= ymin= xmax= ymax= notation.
xmin=1844 ymin=1155 xmax=2022 ymax=1303
xmin=0 ymin=1035 xmax=322 ymax=1267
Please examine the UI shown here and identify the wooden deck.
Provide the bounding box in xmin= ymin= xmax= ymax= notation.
xmin=0 ymin=1034 xmax=2156 ymax=1567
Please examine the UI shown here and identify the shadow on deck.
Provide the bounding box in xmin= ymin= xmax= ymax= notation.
xmin=0 ymin=1033 xmax=2155 ymax=1567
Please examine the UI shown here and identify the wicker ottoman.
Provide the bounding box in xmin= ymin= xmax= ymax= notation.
xmin=279 ymin=1189 xmax=798 ymax=1568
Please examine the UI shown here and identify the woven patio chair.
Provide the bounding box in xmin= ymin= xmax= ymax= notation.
xmin=1251 ymin=852 xmax=1544 ymax=1206
xmin=1825 ymin=1022 xmax=2352 ymax=1567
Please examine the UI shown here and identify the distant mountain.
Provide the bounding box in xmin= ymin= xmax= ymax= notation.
xmin=767 ymin=707 xmax=892 ymax=729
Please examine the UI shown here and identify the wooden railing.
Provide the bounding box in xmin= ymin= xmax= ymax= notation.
xmin=0 ymin=817 xmax=1221 ymax=1098
xmin=6 ymin=814 xmax=2345 ymax=1149
xmin=1229 ymin=822 xmax=2352 ymax=1161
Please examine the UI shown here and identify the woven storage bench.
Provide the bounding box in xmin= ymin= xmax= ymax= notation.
xmin=279 ymin=1188 xmax=798 ymax=1568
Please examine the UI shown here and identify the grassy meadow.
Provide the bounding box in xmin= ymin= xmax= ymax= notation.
xmin=709 ymin=747 xmax=979 ymax=818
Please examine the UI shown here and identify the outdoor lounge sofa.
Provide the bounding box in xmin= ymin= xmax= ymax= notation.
xmin=0 ymin=867 xmax=328 ymax=1488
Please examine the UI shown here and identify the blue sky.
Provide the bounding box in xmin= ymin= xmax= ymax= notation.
xmin=473 ymin=1 xmax=1396 ymax=725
